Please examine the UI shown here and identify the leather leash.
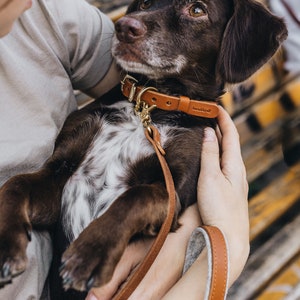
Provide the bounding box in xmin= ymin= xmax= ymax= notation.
xmin=202 ymin=226 xmax=228 ymax=300
xmin=113 ymin=75 xmax=227 ymax=299
xmin=113 ymin=125 xmax=177 ymax=300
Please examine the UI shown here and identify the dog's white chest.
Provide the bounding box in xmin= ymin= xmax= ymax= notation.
xmin=61 ymin=102 xmax=162 ymax=240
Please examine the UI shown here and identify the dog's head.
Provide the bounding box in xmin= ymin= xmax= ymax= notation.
xmin=112 ymin=0 xmax=287 ymax=96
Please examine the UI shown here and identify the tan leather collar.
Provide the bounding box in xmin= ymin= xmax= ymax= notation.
xmin=121 ymin=75 xmax=219 ymax=118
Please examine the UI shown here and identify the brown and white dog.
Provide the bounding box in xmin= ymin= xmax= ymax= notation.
xmin=0 ymin=0 xmax=287 ymax=298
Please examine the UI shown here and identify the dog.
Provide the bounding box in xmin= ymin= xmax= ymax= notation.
xmin=0 ymin=0 xmax=287 ymax=298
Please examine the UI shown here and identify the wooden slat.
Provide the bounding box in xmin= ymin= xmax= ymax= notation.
xmin=229 ymin=161 xmax=300 ymax=298
xmin=256 ymin=254 xmax=300 ymax=300
xmin=107 ymin=6 xmax=127 ymax=22
xmin=221 ymin=59 xmax=283 ymax=115
xmin=227 ymin=212 xmax=300 ymax=300
xmin=241 ymin=122 xmax=283 ymax=182
xmin=88 ymin=0 xmax=130 ymax=14
xmin=233 ymin=92 xmax=284 ymax=146
xmin=234 ymin=76 xmax=300 ymax=146
xmin=249 ymin=161 xmax=300 ymax=241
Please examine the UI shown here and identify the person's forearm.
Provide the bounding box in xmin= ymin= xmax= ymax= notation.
xmin=162 ymin=247 xmax=208 ymax=300
xmin=83 ymin=60 xmax=120 ymax=98
xmin=225 ymin=230 xmax=250 ymax=286
xmin=162 ymin=227 xmax=249 ymax=300
xmin=134 ymin=204 xmax=202 ymax=300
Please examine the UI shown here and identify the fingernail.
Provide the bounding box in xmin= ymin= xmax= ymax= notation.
xmin=203 ymin=127 xmax=216 ymax=142
xmin=86 ymin=292 xmax=98 ymax=300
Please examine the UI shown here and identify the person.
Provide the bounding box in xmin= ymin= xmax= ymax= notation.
xmin=269 ymin=0 xmax=300 ymax=75
xmin=0 ymin=0 xmax=249 ymax=299
xmin=0 ymin=0 xmax=119 ymax=299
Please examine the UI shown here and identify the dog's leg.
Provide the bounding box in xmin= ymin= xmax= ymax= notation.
xmin=0 ymin=108 xmax=100 ymax=287
xmin=59 ymin=183 xmax=177 ymax=292
xmin=0 ymin=166 xmax=65 ymax=287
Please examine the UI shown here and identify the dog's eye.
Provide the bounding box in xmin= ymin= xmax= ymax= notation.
xmin=189 ymin=3 xmax=206 ymax=17
xmin=140 ymin=0 xmax=152 ymax=10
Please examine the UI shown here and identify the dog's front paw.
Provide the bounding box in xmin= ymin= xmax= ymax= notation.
xmin=60 ymin=222 xmax=125 ymax=292
xmin=0 ymin=221 xmax=32 ymax=288
xmin=60 ymin=238 xmax=121 ymax=292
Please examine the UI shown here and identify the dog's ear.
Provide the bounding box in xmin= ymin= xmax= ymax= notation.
xmin=216 ymin=0 xmax=287 ymax=83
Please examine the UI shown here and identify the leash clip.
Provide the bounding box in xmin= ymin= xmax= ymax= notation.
xmin=134 ymin=86 xmax=158 ymax=129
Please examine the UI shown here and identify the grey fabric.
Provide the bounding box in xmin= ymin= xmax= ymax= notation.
xmin=0 ymin=0 xmax=114 ymax=299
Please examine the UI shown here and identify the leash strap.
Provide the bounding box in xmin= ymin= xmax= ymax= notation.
xmin=202 ymin=226 xmax=229 ymax=300
xmin=113 ymin=127 xmax=229 ymax=300
xmin=113 ymin=125 xmax=177 ymax=300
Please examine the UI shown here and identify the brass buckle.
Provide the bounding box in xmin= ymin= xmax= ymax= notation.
xmin=121 ymin=74 xmax=138 ymax=102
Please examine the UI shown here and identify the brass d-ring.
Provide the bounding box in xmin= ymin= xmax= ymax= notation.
xmin=136 ymin=86 xmax=158 ymax=105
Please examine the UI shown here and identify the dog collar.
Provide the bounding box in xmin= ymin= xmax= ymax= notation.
xmin=121 ymin=74 xmax=219 ymax=118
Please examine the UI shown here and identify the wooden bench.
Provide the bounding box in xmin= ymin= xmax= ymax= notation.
xmin=223 ymin=58 xmax=300 ymax=299
xmin=83 ymin=1 xmax=300 ymax=298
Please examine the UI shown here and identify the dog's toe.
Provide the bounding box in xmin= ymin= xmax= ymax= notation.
xmin=60 ymin=253 xmax=101 ymax=292
xmin=61 ymin=272 xmax=74 ymax=290
xmin=0 ymin=223 xmax=31 ymax=288
xmin=0 ymin=257 xmax=27 ymax=289
xmin=1 ymin=262 xmax=12 ymax=279
xmin=86 ymin=275 xmax=95 ymax=291
xmin=0 ymin=262 xmax=12 ymax=288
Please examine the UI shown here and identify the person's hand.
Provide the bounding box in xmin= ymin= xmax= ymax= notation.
xmin=85 ymin=204 xmax=201 ymax=300
xmin=163 ymin=106 xmax=250 ymax=299
xmin=197 ymin=105 xmax=250 ymax=285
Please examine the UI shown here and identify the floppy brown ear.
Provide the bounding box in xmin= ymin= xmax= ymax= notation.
xmin=217 ymin=0 xmax=288 ymax=83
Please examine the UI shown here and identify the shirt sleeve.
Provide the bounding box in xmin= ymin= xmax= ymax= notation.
xmin=44 ymin=0 xmax=115 ymax=90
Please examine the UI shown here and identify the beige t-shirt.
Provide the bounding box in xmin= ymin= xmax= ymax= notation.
xmin=0 ymin=0 xmax=114 ymax=186
xmin=0 ymin=0 xmax=114 ymax=299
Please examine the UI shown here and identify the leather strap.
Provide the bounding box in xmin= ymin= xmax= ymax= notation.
xmin=121 ymin=75 xmax=219 ymax=118
xmin=113 ymin=125 xmax=176 ymax=300
xmin=202 ymin=225 xmax=228 ymax=300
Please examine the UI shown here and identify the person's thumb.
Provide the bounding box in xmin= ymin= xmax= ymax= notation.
xmin=200 ymin=127 xmax=220 ymax=172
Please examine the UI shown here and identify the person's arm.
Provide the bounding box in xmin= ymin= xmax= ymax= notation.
xmin=83 ymin=60 xmax=121 ymax=98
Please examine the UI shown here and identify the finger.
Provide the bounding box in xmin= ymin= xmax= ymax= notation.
xmin=200 ymin=127 xmax=221 ymax=173
xmin=215 ymin=124 xmax=222 ymax=143
xmin=87 ymin=240 xmax=152 ymax=300
xmin=87 ymin=258 xmax=135 ymax=300
xmin=217 ymin=106 xmax=243 ymax=164
xmin=217 ymin=106 xmax=240 ymax=150
xmin=217 ymin=106 xmax=247 ymax=182
xmin=87 ymin=262 xmax=130 ymax=300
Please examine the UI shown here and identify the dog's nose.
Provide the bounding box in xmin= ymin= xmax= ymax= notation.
xmin=115 ymin=17 xmax=146 ymax=43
